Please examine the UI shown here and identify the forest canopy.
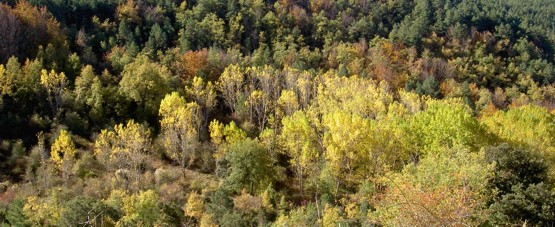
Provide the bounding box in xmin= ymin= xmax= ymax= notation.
xmin=1 ymin=0 xmax=555 ymax=226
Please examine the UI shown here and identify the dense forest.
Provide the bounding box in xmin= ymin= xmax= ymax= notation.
xmin=1 ymin=0 xmax=555 ymax=225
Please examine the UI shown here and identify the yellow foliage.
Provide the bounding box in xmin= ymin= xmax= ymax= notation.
xmin=159 ymin=92 xmax=201 ymax=167
xmin=94 ymin=120 xmax=150 ymax=172
xmin=316 ymin=73 xmax=393 ymax=119
xmin=186 ymin=76 xmax=217 ymax=111
xmin=50 ymin=129 xmax=76 ymax=170
xmin=280 ymin=110 xmax=319 ymax=180
xmin=323 ymin=111 xmax=371 ymax=174
xmin=184 ymin=192 xmax=204 ymax=220
xmin=200 ymin=214 xmax=217 ymax=227
xmin=209 ymin=120 xmax=225 ymax=145
xmin=321 ymin=204 xmax=343 ymax=227
xmin=277 ymin=89 xmax=300 ymax=117
xmin=223 ymin=121 xmax=247 ymax=144
xmin=0 ymin=64 xmax=14 ymax=97
xmin=218 ymin=64 xmax=245 ymax=113
xmin=23 ymin=194 xmax=63 ymax=226
xmin=40 ymin=69 xmax=66 ymax=93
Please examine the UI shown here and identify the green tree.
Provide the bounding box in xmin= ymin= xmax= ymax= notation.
xmin=485 ymin=144 xmax=555 ymax=225
xmin=74 ymin=65 xmax=104 ymax=123
xmin=118 ymin=55 xmax=173 ymax=121
xmin=58 ymin=196 xmax=107 ymax=226
xmin=408 ymin=98 xmax=485 ymax=153
xmin=389 ymin=0 xmax=431 ymax=47
xmin=146 ymin=23 xmax=168 ymax=52
xmin=224 ymin=138 xmax=279 ymax=193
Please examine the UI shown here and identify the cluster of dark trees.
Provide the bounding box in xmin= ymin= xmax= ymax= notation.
xmin=1 ymin=0 xmax=555 ymax=226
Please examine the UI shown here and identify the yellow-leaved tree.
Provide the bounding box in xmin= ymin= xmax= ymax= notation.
xmin=481 ymin=104 xmax=555 ymax=177
xmin=0 ymin=64 xmax=14 ymax=105
xmin=40 ymin=69 xmax=66 ymax=119
xmin=159 ymin=92 xmax=201 ymax=169
xmin=50 ymin=129 xmax=76 ymax=181
xmin=217 ymin=64 xmax=245 ymax=115
xmin=323 ymin=111 xmax=372 ymax=195
xmin=209 ymin=120 xmax=247 ymax=159
xmin=279 ymin=110 xmax=319 ymax=195
xmin=94 ymin=120 xmax=151 ymax=186
xmin=186 ymin=76 xmax=217 ymax=139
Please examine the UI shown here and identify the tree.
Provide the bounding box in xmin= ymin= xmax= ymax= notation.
xmin=0 ymin=64 xmax=14 ymax=106
xmin=184 ymin=192 xmax=205 ymax=221
xmin=94 ymin=120 xmax=151 ymax=186
xmin=176 ymin=49 xmax=209 ymax=80
xmin=315 ymin=74 xmax=393 ymax=119
xmin=481 ymin=105 xmax=555 ymax=171
xmin=279 ymin=110 xmax=319 ymax=195
xmin=485 ymin=144 xmax=548 ymax=196
xmin=209 ymin=120 xmax=247 ymax=159
xmin=118 ymin=55 xmax=173 ymax=121
xmin=322 ymin=111 xmax=372 ymax=195
xmin=40 ymin=69 xmax=67 ymax=119
xmin=415 ymin=76 xmax=440 ymax=98
xmin=408 ymin=98 xmax=485 ymax=153
xmin=484 ymin=144 xmax=555 ymax=225
xmin=0 ymin=4 xmax=20 ymax=63
xmin=372 ymin=147 xmax=493 ymax=226
xmin=74 ymin=65 xmax=104 ymax=122
xmin=186 ymin=76 xmax=217 ymax=139
xmin=116 ymin=0 xmax=141 ymax=24
xmin=159 ymin=92 xmax=201 ymax=169
xmin=246 ymin=90 xmax=270 ymax=131
xmin=277 ymin=89 xmax=300 ymax=118
xmin=119 ymin=190 xmax=161 ymax=226
xmin=11 ymin=1 xmax=67 ymax=62
xmin=146 ymin=23 xmax=168 ymax=52
xmin=489 ymin=183 xmax=555 ymax=225
xmin=224 ymin=138 xmax=279 ymax=193
xmin=50 ymin=129 xmax=77 ymax=181
xmin=389 ymin=0 xmax=431 ymax=47
xmin=217 ymin=64 xmax=245 ymax=115
xmin=58 ymin=196 xmax=107 ymax=226
xmin=5 ymin=199 xmax=30 ymax=226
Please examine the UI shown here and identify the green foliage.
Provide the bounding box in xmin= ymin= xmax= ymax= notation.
xmin=485 ymin=144 xmax=548 ymax=196
xmin=5 ymin=199 xmax=29 ymax=227
xmin=485 ymin=144 xmax=555 ymax=225
xmin=118 ymin=55 xmax=173 ymax=121
xmin=409 ymin=98 xmax=486 ymax=153
xmin=58 ymin=196 xmax=107 ymax=226
xmin=2 ymin=0 xmax=555 ymax=225
xmin=223 ymin=138 xmax=280 ymax=194
xmin=489 ymin=183 xmax=555 ymax=225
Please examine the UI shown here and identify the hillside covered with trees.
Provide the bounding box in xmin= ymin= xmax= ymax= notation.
xmin=1 ymin=0 xmax=555 ymax=225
